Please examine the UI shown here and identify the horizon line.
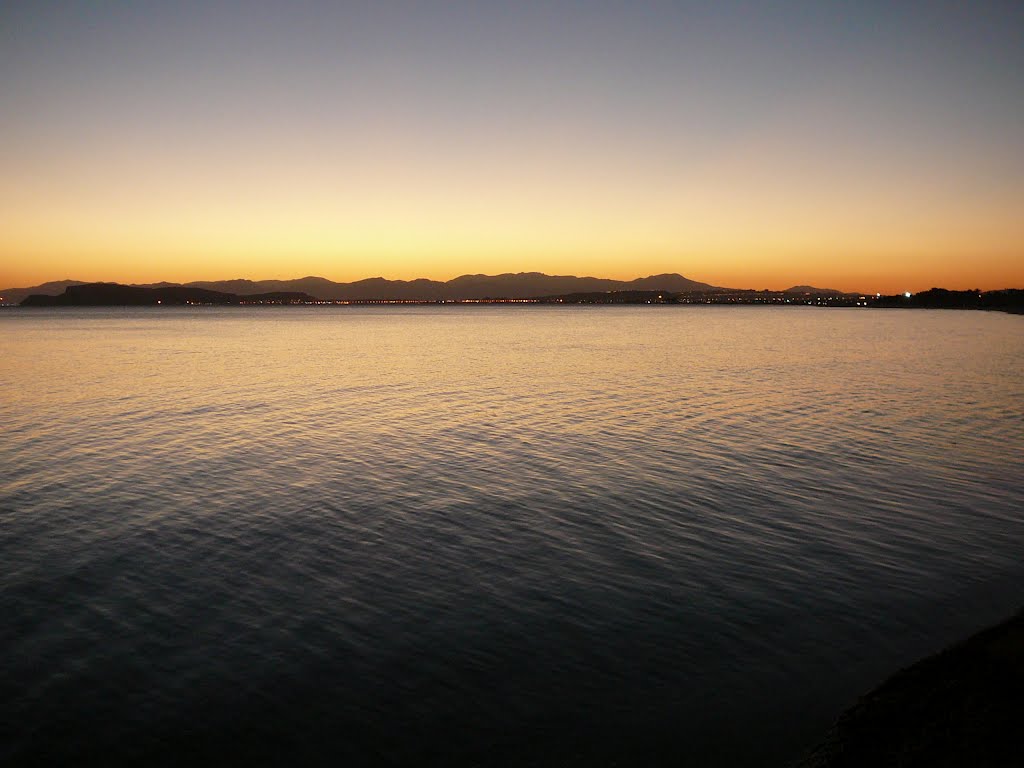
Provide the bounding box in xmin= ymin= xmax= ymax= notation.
xmin=5 ymin=269 xmax=1020 ymax=296
xmin=3 ymin=270 xmax=865 ymax=295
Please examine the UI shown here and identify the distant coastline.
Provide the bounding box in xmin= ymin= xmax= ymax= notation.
xmin=2 ymin=272 xmax=717 ymax=306
xmin=5 ymin=279 xmax=1023 ymax=313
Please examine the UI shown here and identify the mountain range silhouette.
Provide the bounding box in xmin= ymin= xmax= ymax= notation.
xmin=4 ymin=272 xmax=725 ymax=304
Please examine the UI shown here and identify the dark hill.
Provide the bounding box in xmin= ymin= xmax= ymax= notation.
xmin=0 ymin=279 xmax=88 ymax=305
xmin=141 ymin=272 xmax=719 ymax=301
xmin=628 ymin=273 xmax=716 ymax=292
xmin=785 ymin=285 xmax=847 ymax=296
xmin=20 ymin=283 xmax=317 ymax=306
xmin=442 ymin=272 xmax=716 ymax=299
xmin=7 ymin=272 xmax=721 ymax=303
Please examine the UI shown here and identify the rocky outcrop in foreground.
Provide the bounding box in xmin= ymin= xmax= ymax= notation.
xmin=795 ymin=609 xmax=1024 ymax=767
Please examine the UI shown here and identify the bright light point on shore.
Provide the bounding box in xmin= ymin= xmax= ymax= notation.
xmin=904 ymin=292 xmax=912 ymax=298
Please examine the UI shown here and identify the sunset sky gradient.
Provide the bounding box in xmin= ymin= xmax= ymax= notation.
xmin=3 ymin=1 xmax=1022 ymax=292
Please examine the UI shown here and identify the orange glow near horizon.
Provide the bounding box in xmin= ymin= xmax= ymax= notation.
xmin=3 ymin=110 xmax=1021 ymax=293
xmin=3 ymin=187 xmax=1021 ymax=293
xmin=3 ymin=4 xmax=1022 ymax=295
xmin=3 ymin=123 xmax=1021 ymax=293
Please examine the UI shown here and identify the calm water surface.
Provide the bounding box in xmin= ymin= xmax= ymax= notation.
xmin=2 ymin=306 xmax=1022 ymax=766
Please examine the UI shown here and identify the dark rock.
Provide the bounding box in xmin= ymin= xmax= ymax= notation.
xmin=794 ymin=609 xmax=1024 ymax=767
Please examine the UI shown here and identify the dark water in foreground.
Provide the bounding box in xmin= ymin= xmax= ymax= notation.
xmin=2 ymin=306 xmax=1022 ymax=766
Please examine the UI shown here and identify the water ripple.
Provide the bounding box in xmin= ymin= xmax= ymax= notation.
xmin=1 ymin=306 xmax=1022 ymax=766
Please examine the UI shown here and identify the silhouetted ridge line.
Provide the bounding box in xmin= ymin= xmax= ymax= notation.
xmin=20 ymin=283 xmax=316 ymax=306
xmin=785 ymin=285 xmax=847 ymax=296
xmin=5 ymin=272 xmax=719 ymax=304
xmin=10 ymin=278 xmax=1024 ymax=309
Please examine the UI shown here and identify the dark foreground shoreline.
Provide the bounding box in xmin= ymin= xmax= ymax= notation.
xmin=794 ymin=608 xmax=1024 ymax=767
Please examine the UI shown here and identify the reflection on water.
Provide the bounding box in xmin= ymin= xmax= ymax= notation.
xmin=1 ymin=306 xmax=1022 ymax=766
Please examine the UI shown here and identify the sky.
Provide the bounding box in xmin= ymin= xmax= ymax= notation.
xmin=2 ymin=1 xmax=1022 ymax=292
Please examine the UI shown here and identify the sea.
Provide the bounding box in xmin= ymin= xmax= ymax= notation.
xmin=1 ymin=305 xmax=1022 ymax=767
